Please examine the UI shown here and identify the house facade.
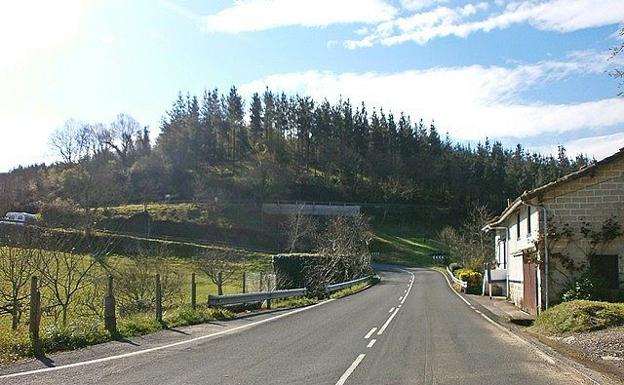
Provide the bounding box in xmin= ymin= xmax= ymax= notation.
xmin=482 ymin=149 xmax=624 ymax=315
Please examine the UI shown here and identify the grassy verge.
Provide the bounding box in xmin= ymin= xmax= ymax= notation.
xmin=0 ymin=306 xmax=235 ymax=365
xmin=330 ymin=276 xmax=380 ymax=299
xmin=531 ymin=300 xmax=624 ymax=336
xmin=269 ymin=297 xmax=318 ymax=309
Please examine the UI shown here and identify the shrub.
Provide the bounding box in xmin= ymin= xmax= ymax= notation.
xmin=41 ymin=321 xmax=110 ymax=352
xmin=561 ymin=273 xmax=618 ymax=302
xmin=455 ymin=268 xmax=482 ymax=294
xmin=448 ymin=262 xmax=463 ymax=272
xmin=39 ymin=199 xmax=85 ymax=228
xmin=533 ymin=300 xmax=624 ymax=335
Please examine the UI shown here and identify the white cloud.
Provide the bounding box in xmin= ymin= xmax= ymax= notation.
xmin=400 ymin=0 xmax=449 ymax=11
xmin=346 ymin=0 xmax=624 ymax=48
xmin=240 ymin=53 xmax=624 ymax=148
xmin=0 ymin=0 xmax=85 ymax=71
xmin=203 ymin=0 xmax=397 ymax=33
xmin=534 ymin=132 xmax=624 ymax=161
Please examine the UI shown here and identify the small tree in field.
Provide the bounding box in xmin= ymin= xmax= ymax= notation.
xmin=0 ymin=247 xmax=37 ymax=329
xmin=36 ymin=249 xmax=97 ymax=326
xmin=195 ymin=251 xmax=241 ymax=295
xmin=113 ymin=251 xmax=184 ymax=315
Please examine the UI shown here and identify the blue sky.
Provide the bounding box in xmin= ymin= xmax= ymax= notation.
xmin=1 ymin=0 xmax=624 ymax=171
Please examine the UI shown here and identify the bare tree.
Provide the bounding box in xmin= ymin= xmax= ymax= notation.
xmin=112 ymin=251 xmax=184 ymax=315
xmin=49 ymin=119 xmax=94 ymax=164
xmin=0 ymin=247 xmax=37 ymax=329
xmin=610 ymin=27 xmax=624 ymax=95
xmin=285 ymin=211 xmax=319 ymax=252
xmin=195 ymin=250 xmax=241 ymax=295
xmin=98 ymin=113 xmax=141 ymax=166
xmin=36 ymin=249 xmax=97 ymax=326
xmin=438 ymin=205 xmax=495 ymax=271
xmin=315 ymin=214 xmax=373 ymax=282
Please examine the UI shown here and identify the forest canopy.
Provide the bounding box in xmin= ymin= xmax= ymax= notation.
xmin=0 ymin=87 xmax=591 ymax=224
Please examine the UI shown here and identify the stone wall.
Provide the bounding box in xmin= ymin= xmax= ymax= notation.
xmin=537 ymin=155 xmax=624 ymax=299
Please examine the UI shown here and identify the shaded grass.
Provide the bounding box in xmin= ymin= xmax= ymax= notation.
xmin=370 ymin=224 xmax=445 ymax=267
xmin=532 ymin=300 xmax=624 ymax=335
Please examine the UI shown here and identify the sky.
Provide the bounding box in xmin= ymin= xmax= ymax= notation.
xmin=1 ymin=0 xmax=624 ymax=172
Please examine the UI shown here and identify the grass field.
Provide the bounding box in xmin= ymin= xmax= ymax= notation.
xmin=370 ymin=223 xmax=446 ymax=267
xmin=0 ymin=245 xmax=272 ymax=364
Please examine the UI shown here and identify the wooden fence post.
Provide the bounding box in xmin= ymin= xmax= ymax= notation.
xmin=29 ymin=276 xmax=42 ymax=357
xmin=104 ymin=275 xmax=117 ymax=334
xmin=242 ymin=272 xmax=246 ymax=293
xmin=155 ymin=274 xmax=162 ymax=323
xmin=191 ymin=273 xmax=197 ymax=310
xmin=217 ymin=272 xmax=223 ymax=296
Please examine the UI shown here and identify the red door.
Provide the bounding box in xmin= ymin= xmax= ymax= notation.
xmin=522 ymin=255 xmax=538 ymax=316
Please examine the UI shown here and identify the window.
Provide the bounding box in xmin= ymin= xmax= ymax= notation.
xmin=527 ymin=206 xmax=531 ymax=235
xmin=516 ymin=212 xmax=521 ymax=239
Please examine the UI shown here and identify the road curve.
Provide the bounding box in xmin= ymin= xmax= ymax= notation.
xmin=1 ymin=267 xmax=591 ymax=385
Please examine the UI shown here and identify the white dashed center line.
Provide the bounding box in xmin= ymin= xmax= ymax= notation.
xmin=364 ymin=327 xmax=377 ymax=339
xmin=335 ymin=354 xmax=366 ymax=385
xmin=367 ymin=339 xmax=377 ymax=348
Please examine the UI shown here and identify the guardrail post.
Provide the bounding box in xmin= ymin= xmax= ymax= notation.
xmin=29 ymin=276 xmax=42 ymax=357
xmin=191 ymin=273 xmax=197 ymax=309
xmin=104 ymin=275 xmax=117 ymax=334
xmin=217 ymin=271 xmax=223 ymax=296
xmin=155 ymin=274 xmax=163 ymax=323
xmin=242 ymin=272 xmax=246 ymax=294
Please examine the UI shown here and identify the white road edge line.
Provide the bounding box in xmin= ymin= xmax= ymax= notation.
xmin=335 ymin=354 xmax=366 ymax=385
xmin=432 ymin=269 xmax=566 ymax=369
xmin=0 ymin=299 xmax=337 ymax=379
xmin=367 ymin=339 xmax=377 ymax=348
xmin=364 ymin=327 xmax=377 ymax=339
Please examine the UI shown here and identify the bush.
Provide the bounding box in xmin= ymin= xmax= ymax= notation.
xmin=561 ymin=273 xmax=622 ymax=303
xmin=533 ymin=300 xmax=624 ymax=335
xmin=39 ymin=199 xmax=85 ymax=228
xmin=41 ymin=321 xmax=110 ymax=352
xmin=455 ymin=268 xmax=482 ymax=294
xmin=448 ymin=262 xmax=463 ymax=272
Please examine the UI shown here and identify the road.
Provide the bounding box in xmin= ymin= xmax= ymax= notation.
xmin=1 ymin=267 xmax=592 ymax=385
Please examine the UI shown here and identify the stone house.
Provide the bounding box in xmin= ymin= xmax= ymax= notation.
xmin=482 ymin=148 xmax=624 ymax=315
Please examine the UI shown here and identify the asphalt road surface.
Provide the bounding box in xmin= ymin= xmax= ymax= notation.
xmin=1 ymin=267 xmax=593 ymax=385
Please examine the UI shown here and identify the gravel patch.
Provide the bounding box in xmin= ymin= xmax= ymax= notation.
xmin=555 ymin=326 xmax=624 ymax=372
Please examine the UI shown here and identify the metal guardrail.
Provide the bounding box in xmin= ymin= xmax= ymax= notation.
xmin=208 ymin=288 xmax=307 ymax=307
xmin=446 ymin=266 xmax=468 ymax=290
xmin=325 ymin=275 xmax=371 ymax=294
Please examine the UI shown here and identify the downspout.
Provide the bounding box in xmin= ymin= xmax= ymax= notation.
xmin=521 ymin=201 xmax=549 ymax=310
